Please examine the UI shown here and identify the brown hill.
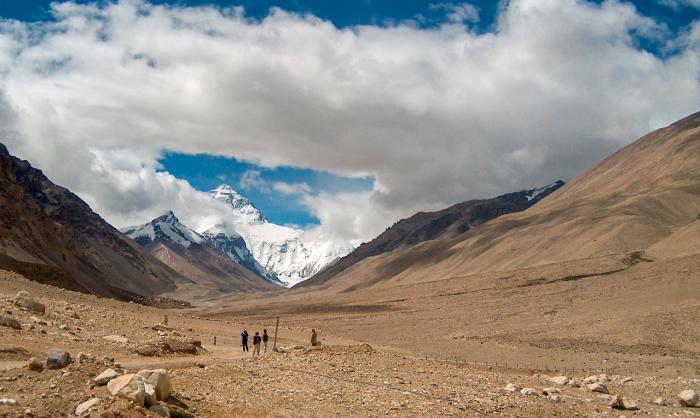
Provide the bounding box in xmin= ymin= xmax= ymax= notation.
xmin=299 ymin=181 xmax=564 ymax=288
xmin=0 ymin=143 xmax=184 ymax=299
xmin=303 ymin=112 xmax=700 ymax=292
xmin=122 ymin=212 xmax=281 ymax=300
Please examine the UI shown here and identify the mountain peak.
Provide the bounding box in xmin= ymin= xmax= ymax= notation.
xmin=155 ymin=210 xmax=178 ymax=223
xmin=209 ymin=184 xmax=268 ymax=223
xmin=123 ymin=211 xmax=203 ymax=248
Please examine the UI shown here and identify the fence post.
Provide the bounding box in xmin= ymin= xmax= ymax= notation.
xmin=273 ymin=316 xmax=279 ymax=350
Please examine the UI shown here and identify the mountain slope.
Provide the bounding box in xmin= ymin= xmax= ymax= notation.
xmin=0 ymin=143 xmax=182 ymax=299
xmin=206 ymin=185 xmax=352 ymax=286
xmin=302 ymin=112 xmax=700 ymax=292
xmin=300 ymin=181 xmax=564 ymax=288
xmin=122 ymin=212 xmax=282 ymax=298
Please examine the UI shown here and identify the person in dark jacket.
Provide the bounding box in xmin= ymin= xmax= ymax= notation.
xmin=241 ymin=330 xmax=249 ymax=352
xmin=253 ymin=332 xmax=262 ymax=355
xmin=263 ymin=329 xmax=269 ymax=353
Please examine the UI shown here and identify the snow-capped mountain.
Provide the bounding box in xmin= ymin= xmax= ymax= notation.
xmin=122 ymin=211 xmax=203 ymax=248
xmin=206 ymin=184 xmax=353 ymax=287
xmin=122 ymin=211 xmax=282 ymax=286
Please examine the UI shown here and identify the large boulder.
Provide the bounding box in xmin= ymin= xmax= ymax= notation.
xmin=678 ymin=389 xmax=699 ymax=407
xmin=93 ymin=368 xmax=119 ymax=385
xmin=14 ymin=291 xmax=45 ymax=314
xmin=0 ymin=315 xmax=21 ymax=330
xmin=107 ymin=374 xmax=147 ymax=406
xmin=138 ymin=369 xmax=172 ymax=401
xmin=46 ymin=349 xmax=71 ymax=369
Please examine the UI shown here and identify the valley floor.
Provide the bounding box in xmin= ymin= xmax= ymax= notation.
xmin=0 ymin=251 xmax=699 ymax=417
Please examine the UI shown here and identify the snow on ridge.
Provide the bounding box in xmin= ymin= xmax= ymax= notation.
xmin=207 ymin=184 xmax=353 ymax=286
xmin=122 ymin=211 xmax=203 ymax=248
xmin=526 ymin=180 xmax=564 ymax=201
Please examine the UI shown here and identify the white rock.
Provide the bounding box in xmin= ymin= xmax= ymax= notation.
xmin=550 ymin=375 xmax=570 ymax=385
xmin=566 ymin=379 xmax=580 ymax=388
xmin=504 ymin=383 xmax=519 ymax=392
xmin=586 ymin=383 xmax=609 ymax=394
xmin=93 ymin=368 xmax=119 ymax=386
xmin=103 ymin=335 xmax=129 ymax=343
xmin=610 ymin=394 xmax=639 ymax=410
xmin=679 ymin=389 xmax=699 ymax=407
xmin=107 ymin=374 xmax=146 ymax=406
xmin=549 ymin=394 xmax=561 ymax=403
xmin=619 ymin=377 xmax=632 ymax=384
xmin=653 ymin=397 xmax=666 ymax=406
xmin=0 ymin=399 xmax=18 ymax=406
xmin=520 ymin=388 xmax=538 ymax=396
xmin=137 ymin=369 xmax=172 ymax=401
xmin=75 ymin=398 xmax=99 ymax=415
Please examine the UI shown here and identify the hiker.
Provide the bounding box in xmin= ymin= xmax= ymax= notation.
xmin=253 ymin=331 xmax=262 ymax=355
xmin=263 ymin=329 xmax=269 ymax=353
xmin=241 ymin=330 xmax=249 ymax=352
xmin=311 ymin=329 xmax=318 ymax=347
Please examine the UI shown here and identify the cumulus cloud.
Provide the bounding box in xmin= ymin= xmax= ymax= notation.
xmin=239 ymin=170 xmax=265 ymax=190
xmin=0 ymin=0 xmax=699 ymax=245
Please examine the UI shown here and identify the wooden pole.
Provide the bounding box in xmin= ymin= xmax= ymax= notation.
xmin=273 ymin=316 xmax=279 ymax=349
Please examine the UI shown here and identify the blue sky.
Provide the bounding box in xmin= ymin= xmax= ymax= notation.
xmin=159 ymin=153 xmax=373 ymax=227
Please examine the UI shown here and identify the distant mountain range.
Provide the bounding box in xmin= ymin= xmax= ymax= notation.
xmin=300 ymin=181 xmax=564 ymax=288
xmin=203 ymin=184 xmax=353 ymax=287
xmin=298 ymin=112 xmax=700 ymax=293
xmin=121 ymin=211 xmax=282 ymax=298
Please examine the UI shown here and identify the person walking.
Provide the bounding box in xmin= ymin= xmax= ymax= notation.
xmin=263 ymin=329 xmax=269 ymax=353
xmin=253 ymin=331 xmax=262 ymax=355
xmin=241 ymin=330 xmax=249 ymax=352
xmin=311 ymin=329 xmax=318 ymax=347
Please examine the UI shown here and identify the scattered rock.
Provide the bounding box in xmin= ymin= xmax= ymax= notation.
xmin=504 ymin=383 xmax=519 ymax=392
xmin=548 ymin=393 xmax=561 ymax=403
xmin=566 ymin=379 xmax=580 ymax=388
xmin=550 ymin=375 xmax=570 ymax=385
xmin=0 ymin=398 xmax=18 ymax=406
xmin=0 ymin=315 xmax=21 ymax=330
xmin=26 ymin=357 xmax=43 ymax=372
xmin=107 ymin=374 xmax=147 ymax=406
xmin=93 ymin=368 xmax=119 ymax=385
xmin=653 ymin=397 xmax=666 ymax=406
xmin=103 ymin=335 xmax=129 ymax=344
xmin=449 ymin=333 xmax=466 ymax=340
xmin=75 ymin=397 xmax=100 ymax=415
xmin=46 ymin=349 xmax=71 ymax=369
xmin=13 ymin=291 xmax=45 ymax=314
xmin=679 ymin=390 xmax=699 ymax=407
xmin=619 ymin=377 xmax=633 ymax=384
xmin=76 ymin=352 xmax=92 ymax=363
xmin=586 ymin=383 xmax=609 ymax=394
xmin=542 ymin=387 xmax=560 ymax=396
xmin=520 ymin=388 xmax=538 ymax=396
xmin=609 ymin=394 xmax=639 ymax=410
xmin=134 ymin=338 xmax=203 ymax=356
xmin=148 ymin=402 xmax=170 ymax=417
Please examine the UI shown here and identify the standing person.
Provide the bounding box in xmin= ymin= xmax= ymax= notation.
xmin=263 ymin=329 xmax=269 ymax=353
xmin=253 ymin=332 xmax=262 ymax=356
xmin=311 ymin=329 xmax=318 ymax=347
xmin=241 ymin=330 xmax=249 ymax=352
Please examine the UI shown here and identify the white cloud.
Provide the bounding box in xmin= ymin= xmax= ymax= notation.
xmin=429 ymin=3 xmax=480 ymax=23
xmin=0 ymin=0 xmax=699 ymax=245
xmin=273 ymin=181 xmax=312 ymax=195
xmin=239 ymin=170 xmax=265 ymax=190
xmin=657 ymin=0 xmax=700 ymax=10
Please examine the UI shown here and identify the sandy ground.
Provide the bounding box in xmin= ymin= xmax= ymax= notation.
xmin=0 ymin=249 xmax=699 ymax=417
